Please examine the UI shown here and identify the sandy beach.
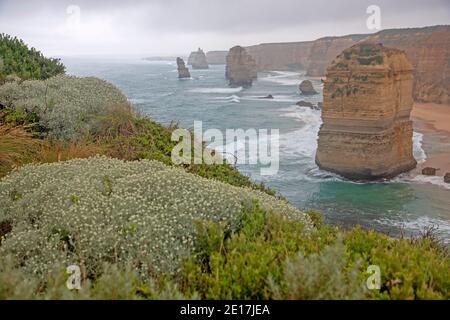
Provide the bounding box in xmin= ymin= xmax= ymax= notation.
xmin=412 ymin=103 xmax=450 ymax=177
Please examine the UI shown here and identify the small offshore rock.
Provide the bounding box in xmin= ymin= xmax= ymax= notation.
xmin=296 ymin=100 xmax=314 ymax=107
xmin=422 ymin=167 xmax=437 ymax=176
xmin=299 ymin=80 xmax=318 ymax=95
xmin=443 ymin=172 xmax=450 ymax=183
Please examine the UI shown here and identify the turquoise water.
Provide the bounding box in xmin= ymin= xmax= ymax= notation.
xmin=63 ymin=57 xmax=450 ymax=241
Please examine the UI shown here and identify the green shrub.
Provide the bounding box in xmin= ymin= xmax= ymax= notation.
xmin=0 ymin=255 xmax=193 ymax=300
xmin=1 ymin=195 xmax=449 ymax=299
xmin=0 ymin=33 xmax=65 ymax=81
xmin=344 ymin=227 xmax=450 ymax=299
xmin=0 ymin=75 xmax=128 ymax=139
xmin=358 ymin=44 xmax=380 ymax=56
xmin=0 ymin=157 xmax=309 ymax=282
xmin=357 ymin=55 xmax=384 ymax=66
xmin=180 ymin=206 xmax=449 ymax=300
xmin=270 ymin=240 xmax=366 ymax=299
xmin=180 ymin=204 xmax=333 ymax=299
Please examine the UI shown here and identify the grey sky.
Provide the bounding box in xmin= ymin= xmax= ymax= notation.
xmin=0 ymin=0 xmax=449 ymax=56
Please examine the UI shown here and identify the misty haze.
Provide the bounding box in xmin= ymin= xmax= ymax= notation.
xmin=0 ymin=0 xmax=449 ymax=304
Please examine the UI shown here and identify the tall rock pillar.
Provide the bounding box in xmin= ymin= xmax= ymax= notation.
xmin=225 ymin=46 xmax=257 ymax=88
xmin=315 ymin=43 xmax=417 ymax=180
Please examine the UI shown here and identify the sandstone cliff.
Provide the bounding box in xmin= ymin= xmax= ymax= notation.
xmin=315 ymin=43 xmax=417 ymax=180
xmin=364 ymin=27 xmax=450 ymax=104
xmin=225 ymin=46 xmax=257 ymax=88
xmin=187 ymin=48 xmax=209 ymax=69
xmin=245 ymin=25 xmax=450 ymax=104
xmin=176 ymin=57 xmax=190 ymax=79
xmin=206 ymin=51 xmax=228 ymax=64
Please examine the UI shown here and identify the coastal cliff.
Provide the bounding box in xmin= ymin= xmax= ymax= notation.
xmin=315 ymin=43 xmax=417 ymax=180
xmin=206 ymin=50 xmax=228 ymax=64
xmin=225 ymin=46 xmax=257 ymax=88
xmin=187 ymin=48 xmax=209 ymax=69
xmin=364 ymin=27 xmax=450 ymax=104
xmin=246 ymin=25 xmax=450 ymax=104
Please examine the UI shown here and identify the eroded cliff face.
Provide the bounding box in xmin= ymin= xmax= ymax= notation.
xmin=206 ymin=51 xmax=228 ymax=64
xmin=245 ymin=25 xmax=450 ymax=103
xmin=225 ymin=46 xmax=257 ymax=88
xmin=187 ymin=48 xmax=209 ymax=69
xmin=247 ymin=42 xmax=312 ymax=71
xmin=365 ymin=27 xmax=450 ymax=104
xmin=315 ymin=43 xmax=417 ymax=180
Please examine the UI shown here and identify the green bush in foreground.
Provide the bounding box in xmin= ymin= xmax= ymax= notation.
xmin=0 ymin=156 xmax=309 ymax=280
xmin=180 ymin=206 xmax=339 ymax=299
xmin=180 ymin=207 xmax=449 ymax=300
xmin=0 ymin=75 xmax=128 ymax=139
xmin=0 ymin=33 xmax=65 ymax=81
xmin=1 ymin=198 xmax=448 ymax=299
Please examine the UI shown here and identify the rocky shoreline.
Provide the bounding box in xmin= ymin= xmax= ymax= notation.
xmin=412 ymin=103 xmax=450 ymax=178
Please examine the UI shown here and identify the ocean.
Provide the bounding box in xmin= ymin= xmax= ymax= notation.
xmin=63 ymin=56 xmax=450 ymax=242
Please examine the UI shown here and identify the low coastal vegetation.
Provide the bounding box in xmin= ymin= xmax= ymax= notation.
xmin=0 ymin=36 xmax=449 ymax=300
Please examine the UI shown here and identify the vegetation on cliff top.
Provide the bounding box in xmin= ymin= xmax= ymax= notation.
xmin=1 ymin=199 xmax=448 ymax=299
xmin=0 ymin=34 xmax=65 ymax=82
xmin=0 ymin=156 xmax=305 ymax=277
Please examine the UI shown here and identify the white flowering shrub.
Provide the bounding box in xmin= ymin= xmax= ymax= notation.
xmin=0 ymin=75 xmax=128 ymax=139
xmin=0 ymin=156 xmax=310 ymax=281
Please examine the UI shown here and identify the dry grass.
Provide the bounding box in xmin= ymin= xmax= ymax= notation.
xmin=37 ymin=140 xmax=104 ymax=164
xmin=0 ymin=126 xmax=42 ymax=178
xmin=92 ymin=103 xmax=140 ymax=139
xmin=0 ymin=125 xmax=105 ymax=178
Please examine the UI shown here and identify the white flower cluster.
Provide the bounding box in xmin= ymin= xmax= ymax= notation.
xmin=0 ymin=75 xmax=128 ymax=139
xmin=0 ymin=157 xmax=310 ymax=279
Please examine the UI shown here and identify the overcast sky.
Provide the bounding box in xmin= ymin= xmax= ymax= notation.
xmin=0 ymin=0 xmax=449 ymax=57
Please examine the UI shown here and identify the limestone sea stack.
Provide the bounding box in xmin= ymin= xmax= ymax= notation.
xmin=176 ymin=57 xmax=191 ymax=79
xmin=315 ymin=43 xmax=417 ymax=180
xmin=187 ymin=48 xmax=209 ymax=69
xmin=299 ymin=80 xmax=318 ymax=95
xmin=225 ymin=46 xmax=257 ymax=88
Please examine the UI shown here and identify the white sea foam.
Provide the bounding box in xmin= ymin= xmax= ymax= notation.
xmin=395 ymin=132 xmax=450 ymax=190
xmin=210 ymin=95 xmax=241 ymax=103
xmin=260 ymin=71 xmax=303 ymax=86
xmin=276 ymin=106 xmax=344 ymax=181
xmin=413 ymin=131 xmax=427 ymax=163
xmin=376 ymin=216 xmax=450 ymax=243
xmin=241 ymin=95 xmax=299 ymax=103
xmin=410 ymin=175 xmax=450 ymax=190
xmin=129 ymin=98 xmax=149 ymax=104
xmin=189 ymin=87 xmax=243 ymax=94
